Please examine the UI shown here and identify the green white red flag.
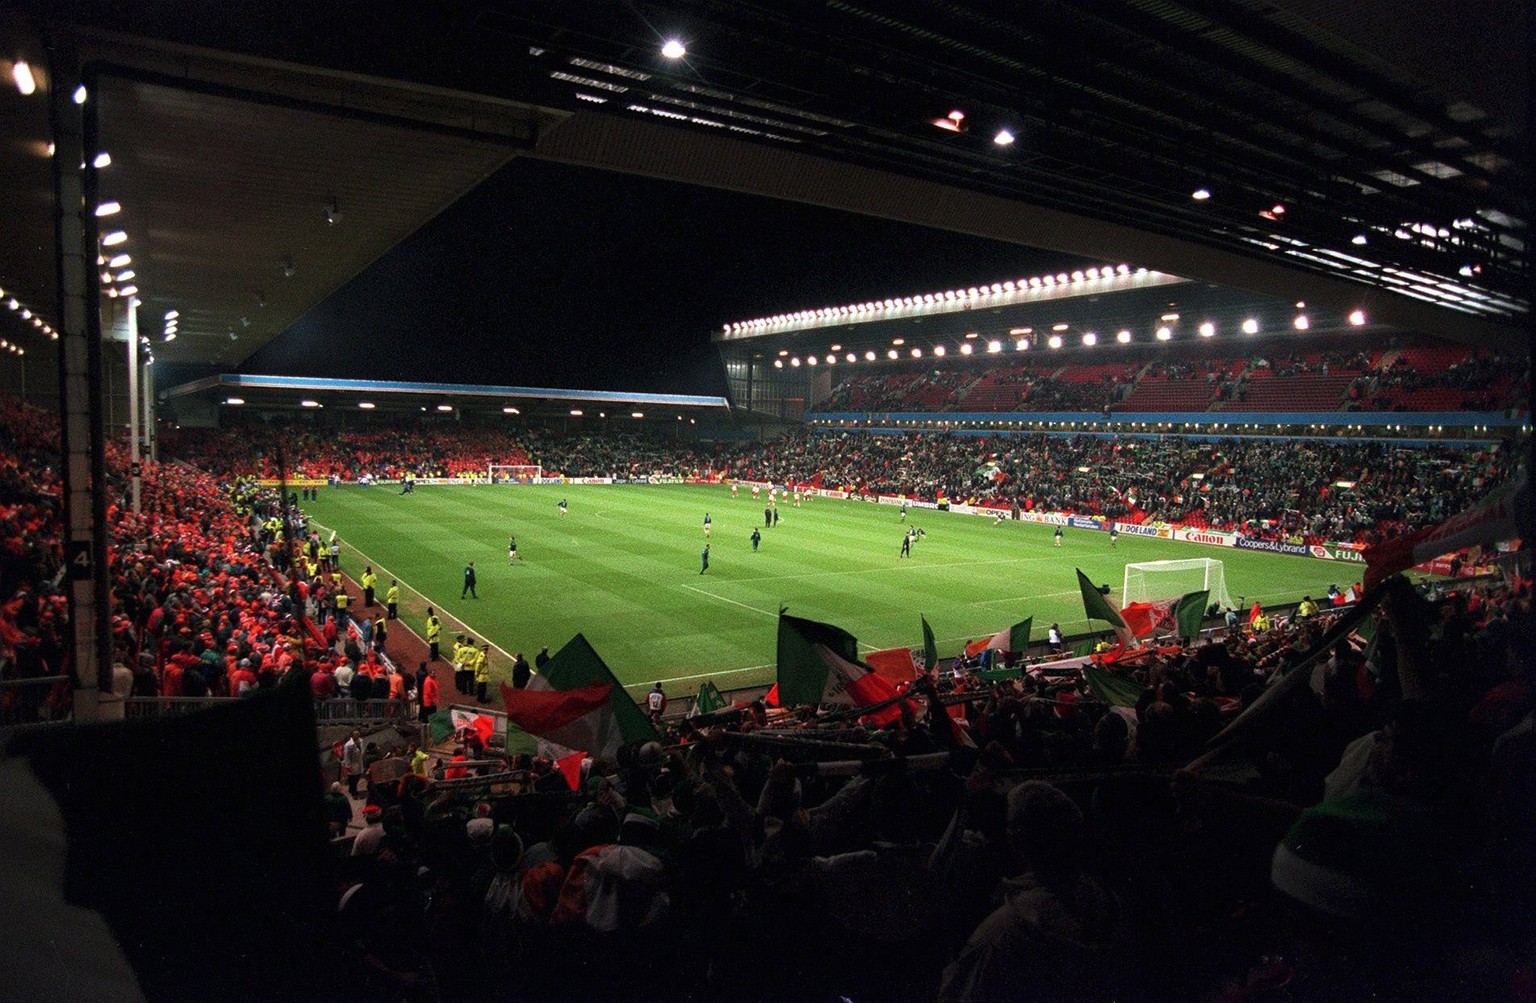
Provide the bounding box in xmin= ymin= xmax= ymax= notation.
xmin=450 ymin=707 xmax=498 ymax=746
xmin=963 ymin=618 xmax=1033 ymax=657
xmin=501 ymin=680 xmax=622 ymax=761
xmin=508 ymin=634 xmax=657 ymax=761
xmin=776 ymin=611 xmax=905 ymax=721
xmin=1120 ymin=590 xmax=1208 ymax=641
xmin=1076 ymin=569 xmax=1136 ymax=649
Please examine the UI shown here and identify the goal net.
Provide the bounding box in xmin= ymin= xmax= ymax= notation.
xmin=1123 ymin=558 xmax=1234 ymax=611
xmin=488 ymin=464 xmax=542 ymax=483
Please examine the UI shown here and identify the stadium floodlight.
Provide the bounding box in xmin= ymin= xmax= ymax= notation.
xmin=1352 ymin=234 xmax=1368 ymax=245
xmin=790 ymin=357 xmax=800 ymax=366
xmin=774 ymin=359 xmax=783 ymax=368
xmin=109 ymin=254 xmax=130 ymax=268
xmin=993 ymin=128 xmax=1015 ymax=146
xmin=886 ymin=349 xmax=898 ymax=359
xmin=1156 ymin=326 xmax=1172 ymax=341
xmin=300 ymin=399 xmax=320 ymax=408
xmin=358 ymin=402 xmax=375 ymax=409
xmin=806 ymin=355 xmax=817 ymax=365
xmin=73 ymin=84 xmax=87 ymax=104
xmin=1198 ymin=322 xmax=1215 ymax=337
xmin=94 ymin=151 xmax=111 ymax=168
xmin=1191 ymin=186 xmax=1211 ymax=200
xmin=1081 ymin=332 xmax=1097 ymax=346
xmin=225 ymin=397 xmax=244 ymax=406
xmin=570 ymin=409 xmax=583 ymax=416
xmin=503 ymin=406 xmax=520 ymax=414
xmin=910 ymin=347 xmax=922 ymax=358
xmin=631 ymin=411 xmax=644 ymax=418
xmin=12 ymin=60 xmax=36 ymax=95
xmin=846 ymin=353 xmax=856 ymax=363
xmin=1047 ymin=335 xmax=1063 ymax=349
xmin=660 ymin=40 xmax=686 ymax=60
xmin=932 ymin=345 xmax=945 ymax=357
xmin=102 ymin=230 xmax=127 ymax=246
xmin=959 ymin=343 xmax=973 ymax=355
xmin=1116 ymin=330 xmax=1132 ymax=344
xmin=864 ymin=350 xmax=876 ymax=361
xmin=987 ymin=340 xmax=1002 ymax=353
xmin=1293 ymin=314 xmax=1310 ymax=330
xmin=1348 ymin=309 xmax=1367 ymax=326
xmin=95 ymin=201 xmax=120 ymax=216
xmin=1241 ymin=318 xmax=1259 ymax=334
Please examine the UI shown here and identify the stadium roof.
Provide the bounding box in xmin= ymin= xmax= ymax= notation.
xmin=161 ymin=375 xmax=729 ymax=420
xmin=0 ymin=0 xmax=1526 ymax=380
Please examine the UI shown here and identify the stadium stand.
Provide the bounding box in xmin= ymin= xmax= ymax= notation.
xmin=817 ymin=338 xmax=1528 ymax=416
xmin=4 ymin=389 xmax=1529 ymax=1002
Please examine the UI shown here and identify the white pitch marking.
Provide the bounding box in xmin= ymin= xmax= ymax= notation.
xmin=677 ymin=584 xmax=780 ymax=619
xmin=972 ymin=588 xmax=1084 ymax=605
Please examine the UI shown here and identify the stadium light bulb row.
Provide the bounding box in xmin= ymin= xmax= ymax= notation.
xmin=724 ymin=264 xmax=1137 ymax=333
xmin=767 ymin=309 xmax=1368 ymax=368
xmin=10 ymin=79 xmax=135 ymax=338
xmin=0 ymin=284 xmax=53 ymax=348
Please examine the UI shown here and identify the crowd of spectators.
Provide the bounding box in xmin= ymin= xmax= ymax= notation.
xmin=165 ymin=424 xmax=724 ymax=483
xmin=331 ymin=570 xmax=1532 ymax=1002
xmin=0 ymin=394 xmax=418 ymax=726
xmin=716 ymin=429 xmax=1512 ymax=545
xmin=163 ymin=424 xmax=537 ymax=481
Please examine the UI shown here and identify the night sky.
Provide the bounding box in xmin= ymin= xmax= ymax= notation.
xmin=241 ymin=157 xmax=1074 ymax=397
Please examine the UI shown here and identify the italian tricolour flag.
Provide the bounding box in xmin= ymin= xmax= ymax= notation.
xmin=963 ymin=617 xmax=1033 ymax=658
xmin=500 ymin=634 xmax=657 ymax=762
xmin=775 ymin=611 xmax=904 ymax=719
xmin=1076 ymin=569 xmax=1137 ymax=651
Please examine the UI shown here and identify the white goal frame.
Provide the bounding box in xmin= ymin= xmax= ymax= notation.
xmin=488 ymin=464 xmax=542 ymax=482
xmin=1123 ymin=558 xmax=1234 ymax=611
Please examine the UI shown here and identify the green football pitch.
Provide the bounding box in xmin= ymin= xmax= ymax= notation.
xmin=305 ymin=483 xmax=1360 ymax=698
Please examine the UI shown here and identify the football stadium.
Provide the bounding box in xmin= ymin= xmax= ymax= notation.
xmin=0 ymin=4 xmax=1530 ymax=1002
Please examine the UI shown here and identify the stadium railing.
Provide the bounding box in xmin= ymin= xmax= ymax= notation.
xmin=124 ymin=695 xmax=416 ymax=724
xmin=0 ymin=675 xmax=72 ymax=728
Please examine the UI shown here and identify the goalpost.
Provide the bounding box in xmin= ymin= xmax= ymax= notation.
xmin=1123 ymin=558 xmax=1235 ymax=611
xmin=488 ymin=464 xmax=542 ymax=483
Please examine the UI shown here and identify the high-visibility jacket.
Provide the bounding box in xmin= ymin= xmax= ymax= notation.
xmin=473 ymin=648 xmax=491 ymax=683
